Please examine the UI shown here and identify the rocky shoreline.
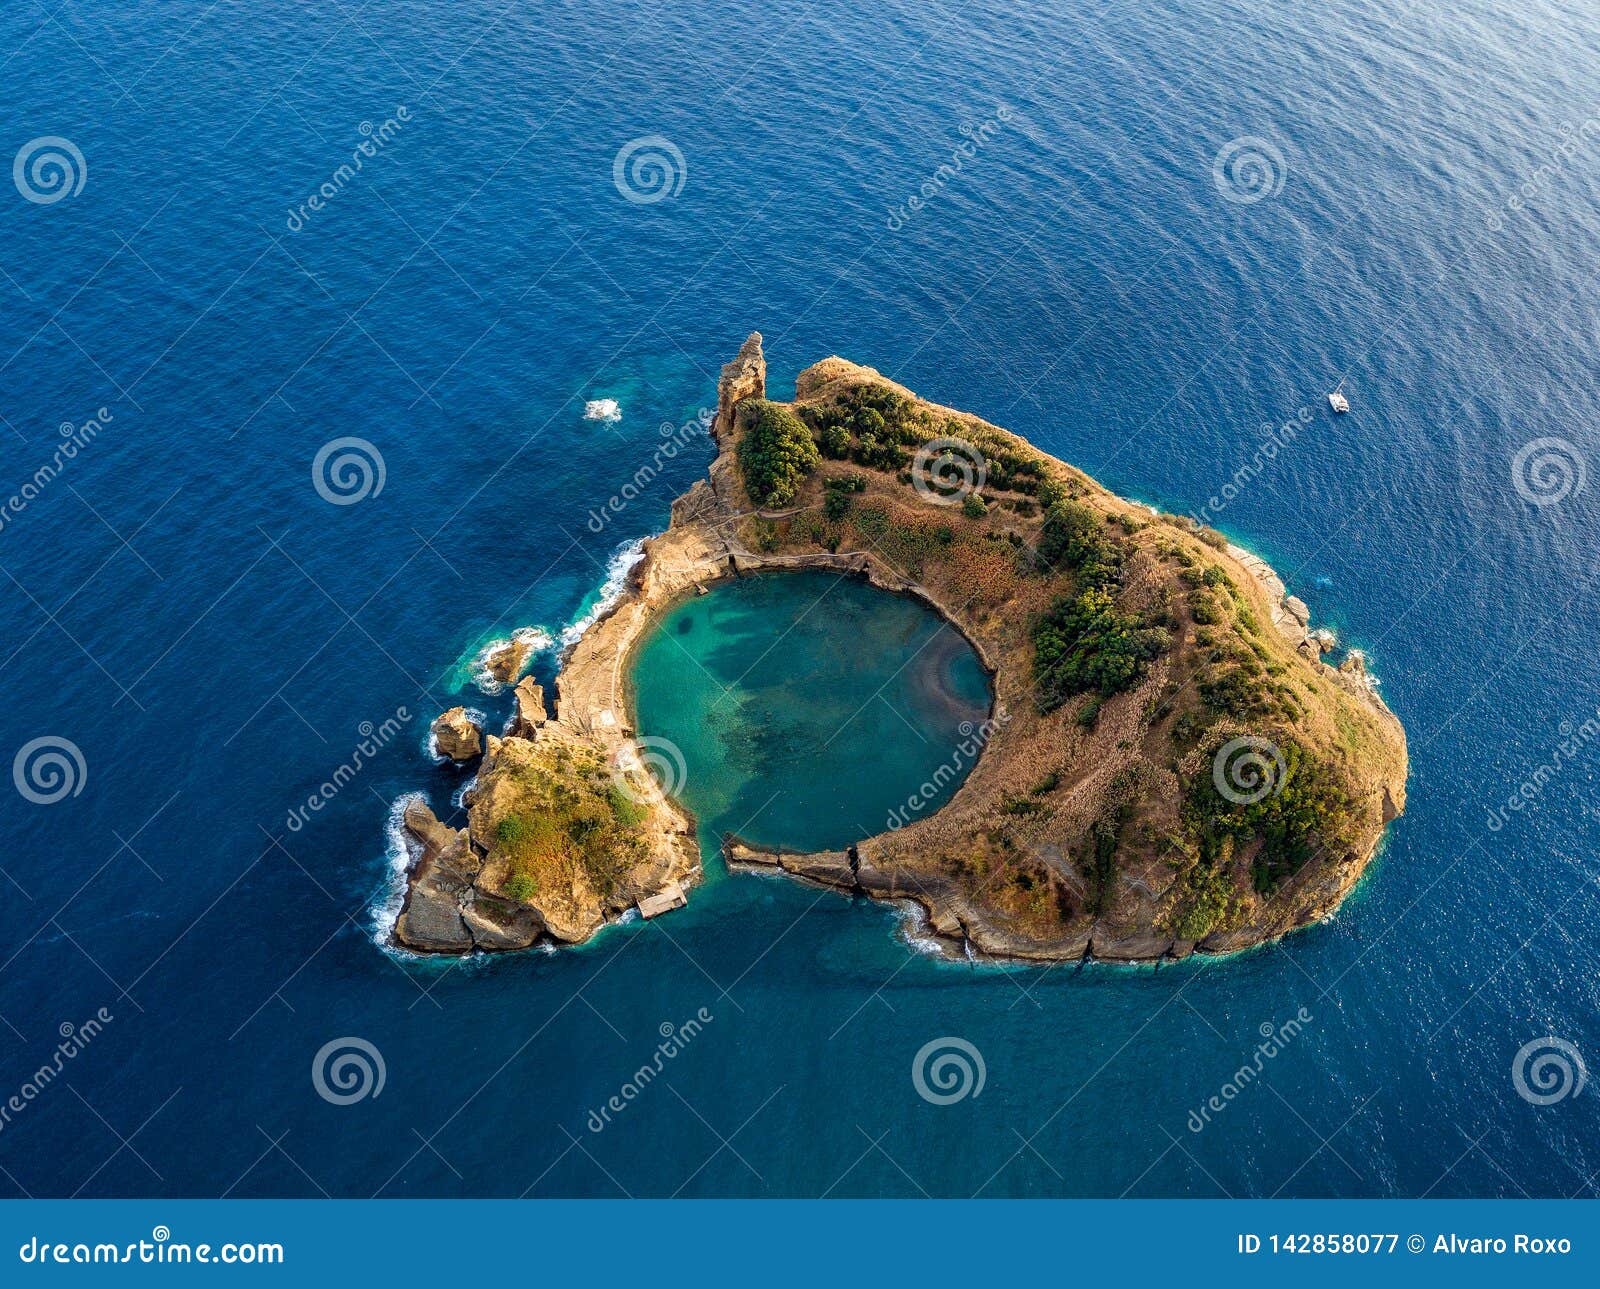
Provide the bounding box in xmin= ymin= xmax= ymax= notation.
xmin=392 ymin=333 xmax=1406 ymax=962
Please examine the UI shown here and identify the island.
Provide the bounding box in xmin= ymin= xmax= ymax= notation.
xmin=392 ymin=333 xmax=1407 ymax=963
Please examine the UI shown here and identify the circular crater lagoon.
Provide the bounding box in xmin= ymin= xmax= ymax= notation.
xmin=630 ymin=570 xmax=993 ymax=852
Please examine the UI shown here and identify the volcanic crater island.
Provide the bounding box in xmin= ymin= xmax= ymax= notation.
xmin=393 ymin=334 xmax=1407 ymax=963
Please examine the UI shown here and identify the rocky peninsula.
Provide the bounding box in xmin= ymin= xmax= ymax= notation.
xmin=393 ymin=334 xmax=1407 ymax=962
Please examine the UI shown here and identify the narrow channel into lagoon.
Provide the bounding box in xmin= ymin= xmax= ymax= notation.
xmin=630 ymin=570 xmax=993 ymax=852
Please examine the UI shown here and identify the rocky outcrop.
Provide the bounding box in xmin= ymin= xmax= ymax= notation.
xmin=394 ymin=724 xmax=698 ymax=953
xmin=394 ymin=801 xmax=478 ymax=952
xmin=431 ymin=707 xmax=482 ymax=762
xmin=485 ymin=637 xmax=534 ymax=685
xmin=714 ymin=331 xmax=766 ymax=440
xmin=508 ymin=677 xmax=548 ymax=737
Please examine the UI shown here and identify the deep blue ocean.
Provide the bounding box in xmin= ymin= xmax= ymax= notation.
xmin=2 ymin=0 xmax=1598 ymax=1198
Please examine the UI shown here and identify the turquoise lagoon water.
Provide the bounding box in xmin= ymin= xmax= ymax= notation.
xmin=630 ymin=571 xmax=992 ymax=853
xmin=3 ymin=0 xmax=1599 ymax=1197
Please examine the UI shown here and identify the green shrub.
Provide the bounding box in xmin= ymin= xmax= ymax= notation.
xmin=1038 ymin=500 xmax=1123 ymax=588
xmin=1185 ymin=739 xmax=1353 ymax=891
xmin=738 ymin=400 xmax=820 ymax=507
xmin=1031 ymin=588 xmax=1170 ymax=712
xmin=1034 ymin=478 xmax=1061 ymax=507
xmin=819 ymin=423 xmax=852 ymax=459
xmin=961 ymin=493 xmax=987 ymax=519
xmin=1174 ymin=864 xmax=1233 ymax=940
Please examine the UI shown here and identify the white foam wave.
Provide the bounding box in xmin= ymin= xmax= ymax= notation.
xmin=470 ymin=627 xmax=554 ymax=695
xmin=583 ymin=398 xmax=622 ymax=423
xmin=371 ymin=791 xmax=427 ymax=947
xmin=561 ymin=538 xmax=647 ymax=650
xmin=451 ymin=773 xmax=478 ymax=810
xmin=892 ymin=901 xmax=950 ymax=958
xmin=424 ymin=706 xmax=491 ymax=763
